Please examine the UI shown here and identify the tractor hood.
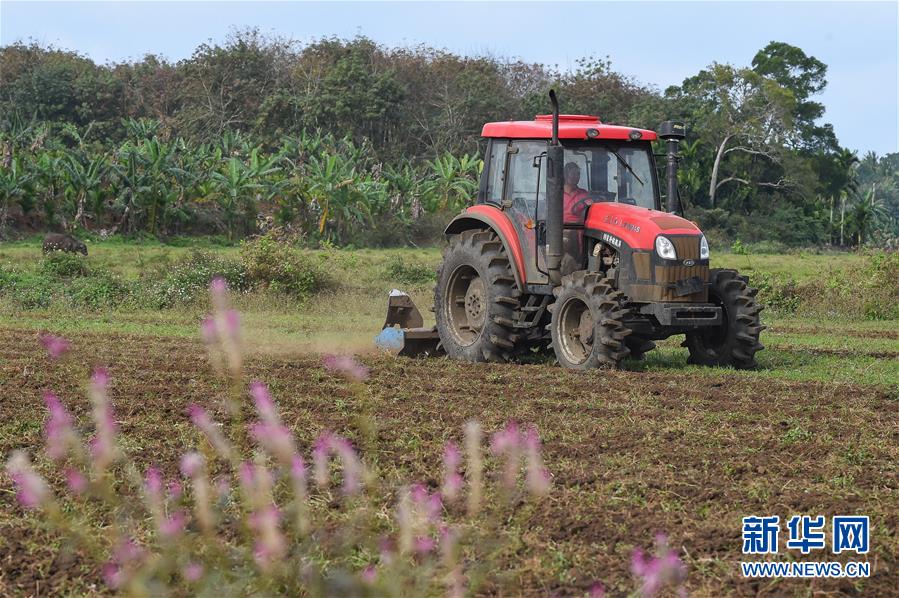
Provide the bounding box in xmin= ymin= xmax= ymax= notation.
xmin=584 ymin=202 xmax=701 ymax=251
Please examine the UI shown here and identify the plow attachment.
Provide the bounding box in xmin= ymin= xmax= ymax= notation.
xmin=374 ymin=290 xmax=443 ymax=357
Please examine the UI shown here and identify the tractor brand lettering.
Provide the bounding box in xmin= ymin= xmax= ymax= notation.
xmin=601 ymin=233 xmax=621 ymax=248
xmin=602 ymin=215 xmax=641 ymax=233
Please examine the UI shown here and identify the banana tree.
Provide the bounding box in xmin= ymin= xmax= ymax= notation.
xmin=211 ymin=148 xmax=282 ymax=239
xmin=0 ymin=156 xmax=31 ymax=234
xmin=61 ymin=152 xmax=109 ymax=229
xmin=423 ymin=153 xmax=480 ymax=212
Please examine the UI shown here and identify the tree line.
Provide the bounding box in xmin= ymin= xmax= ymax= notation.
xmin=1 ymin=31 xmax=896 ymax=246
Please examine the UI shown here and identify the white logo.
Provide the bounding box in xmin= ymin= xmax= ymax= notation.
xmin=602 ymin=233 xmax=621 ymax=248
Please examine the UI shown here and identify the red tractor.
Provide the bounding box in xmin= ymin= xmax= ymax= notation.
xmin=378 ymin=91 xmax=764 ymax=369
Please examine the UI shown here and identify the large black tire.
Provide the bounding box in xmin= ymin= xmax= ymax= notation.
xmin=685 ymin=268 xmax=765 ymax=369
xmin=435 ymin=229 xmax=524 ymax=362
xmin=549 ymin=272 xmax=632 ymax=369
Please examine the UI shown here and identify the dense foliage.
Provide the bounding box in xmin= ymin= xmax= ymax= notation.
xmin=1 ymin=32 xmax=896 ymax=246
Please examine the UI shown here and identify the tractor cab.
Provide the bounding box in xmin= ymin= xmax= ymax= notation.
xmin=477 ymin=115 xmax=660 ymax=284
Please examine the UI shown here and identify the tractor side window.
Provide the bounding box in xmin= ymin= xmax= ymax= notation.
xmin=485 ymin=140 xmax=507 ymax=205
xmin=505 ymin=141 xmax=547 ymax=219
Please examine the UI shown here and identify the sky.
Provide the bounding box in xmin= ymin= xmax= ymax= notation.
xmin=2 ymin=1 xmax=897 ymax=155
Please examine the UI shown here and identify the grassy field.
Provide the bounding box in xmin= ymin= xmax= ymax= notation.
xmin=0 ymin=239 xmax=897 ymax=595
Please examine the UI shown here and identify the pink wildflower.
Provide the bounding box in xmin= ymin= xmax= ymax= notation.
xmin=209 ymin=277 xmax=228 ymax=311
xmin=441 ymin=441 xmax=463 ymax=501
xmin=631 ymin=535 xmax=687 ymax=597
xmin=65 ymin=468 xmax=88 ymax=495
xmin=180 ymin=452 xmax=204 ymax=478
xmin=6 ymin=451 xmax=50 ymax=509
xmin=103 ymin=562 xmax=122 ymax=589
xmin=223 ymin=309 xmax=241 ymax=337
xmin=144 ymin=467 xmax=163 ymax=499
xmin=159 ymin=510 xmax=187 ymax=538
xmin=167 ymin=480 xmax=183 ymax=500
xmin=249 ymin=505 xmax=286 ymax=570
xmin=187 ymin=403 xmax=232 ymax=459
xmin=40 ymin=334 xmax=70 ymax=359
xmin=88 ymin=367 xmax=117 ymax=471
xmin=44 ymin=391 xmax=76 ymax=460
xmin=589 ymin=582 xmax=606 ymax=598
xmin=361 ymin=565 xmax=377 ymax=583
xmin=524 ymin=426 xmax=551 ymax=496
xmin=332 ymin=436 xmax=362 ymax=495
xmin=322 ymin=354 xmax=369 ymax=382
xmin=250 ymin=422 xmax=297 ymax=466
xmin=183 ymin=562 xmax=204 ymax=583
xmin=414 ymin=535 xmax=436 ymax=554
xmin=312 ymin=433 xmax=332 ymax=488
xmin=491 ymin=420 xmax=523 ymax=490
xmin=464 ymin=421 xmax=482 ymax=516
xmin=200 ymin=316 xmax=217 ymax=344
xmin=249 ymin=381 xmax=278 ymax=423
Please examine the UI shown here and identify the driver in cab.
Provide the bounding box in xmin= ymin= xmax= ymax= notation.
xmin=563 ymin=162 xmax=590 ymax=222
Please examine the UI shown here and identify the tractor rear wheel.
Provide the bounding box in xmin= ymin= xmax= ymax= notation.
xmin=549 ymin=272 xmax=632 ymax=369
xmin=435 ymin=229 xmax=524 ymax=362
xmin=684 ymin=268 xmax=764 ymax=369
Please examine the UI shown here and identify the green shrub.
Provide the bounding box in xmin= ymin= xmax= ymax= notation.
xmin=240 ymin=234 xmax=329 ymax=298
xmin=0 ymin=266 xmax=56 ymax=309
xmin=69 ymin=272 xmax=132 ymax=309
xmin=384 ymin=255 xmax=436 ymax=285
xmin=862 ymin=252 xmax=899 ymax=320
xmin=40 ymin=253 xmax=91 ymax=277
xmin=146 ymin=250 xmax=248 ymax=308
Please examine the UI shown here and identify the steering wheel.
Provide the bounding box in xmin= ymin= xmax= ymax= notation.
xmin=570 ymin=196 xmax=595 ymax=215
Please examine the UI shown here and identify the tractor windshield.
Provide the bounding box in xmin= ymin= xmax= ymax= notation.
xmin=562 ymin=142 xmax=657 ymax=214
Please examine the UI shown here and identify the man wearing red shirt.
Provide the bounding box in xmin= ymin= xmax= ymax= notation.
xmin=563 ymin=162 xmax=590 ymax=222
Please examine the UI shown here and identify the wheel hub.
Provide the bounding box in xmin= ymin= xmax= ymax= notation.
xmin=464 ymin=277 xmax=486 ymax=329
xmin=558 ymin=297 xmax=593 ymax=365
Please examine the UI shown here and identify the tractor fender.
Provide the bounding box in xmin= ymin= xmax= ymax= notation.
xmin=444 ymin=205 xmax=526 ymax=289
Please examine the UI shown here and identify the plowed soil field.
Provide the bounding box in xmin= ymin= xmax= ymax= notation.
xmin=1 ymin=326 xmax=897 ymax=596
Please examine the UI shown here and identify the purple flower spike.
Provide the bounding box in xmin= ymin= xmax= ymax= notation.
xmin=210 ymin=277 xmax=227 ymax=295
xmin=90 ymin=367 xmax=109 ymax=390
xmin=631 ymin=535 xmax=687 ymax=597
xmin=200 ymin=317 xmax=217 ymax=344
xmin=65 ymin=468 xmax=88 ymax=495
xmin=249 ymin=381 xmax=278 ymax=423
xmin=44 ymin=391 xmax=75 ymax=460
xmin=414 ymin=535 xmax=436 ymax=554
xmin=103 ymin=562 xmax=122 ymax=589
xmin=322 ymin=354 xmax=370 ymax=382
xmin=361 ymin=565 xmax=377 ymax=583
xmin=159 ymin=510 xmax=187 ymax=538
xmin=183 ymin=562 xmax=204 ymax=582
xmin=40 ymin=334 xmax=70 ymax=359
xmin=589 ymin=582 xmax=605 ymax=598
xmin=180 ymin=452 xmax=204 ymax=478
xmin=144 ymin=467 xmax=163 ymax=497
xmin=7 ymin=451 xmax=49 ymax=509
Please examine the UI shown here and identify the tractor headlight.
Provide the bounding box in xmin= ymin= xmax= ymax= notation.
xmin=699 ymin=235 xmax=710 ymax=260
xmin=655 ymin=235 xmax=677 ymax=260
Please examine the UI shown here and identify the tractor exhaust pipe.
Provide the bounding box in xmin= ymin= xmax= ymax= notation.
xmin=546 ymin=90 xmax=564 ymax=284
xmin=658 ymin=121 xmax=686 ymax=215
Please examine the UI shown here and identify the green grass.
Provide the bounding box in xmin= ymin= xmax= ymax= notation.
xmin=1 ymin=239 xmax=895 ymax=386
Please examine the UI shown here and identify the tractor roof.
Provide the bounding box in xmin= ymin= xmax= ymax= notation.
xmin=481 ymin=114 xmax=658 ymax=142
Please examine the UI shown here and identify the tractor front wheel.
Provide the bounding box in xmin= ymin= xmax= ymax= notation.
xmin=549 ymin=272 xmax=632 ymax=369
xmin=685 ymin=268 xmax=765 ymax=369
xmin=435 ymin=229 xmax=523 ymax=362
